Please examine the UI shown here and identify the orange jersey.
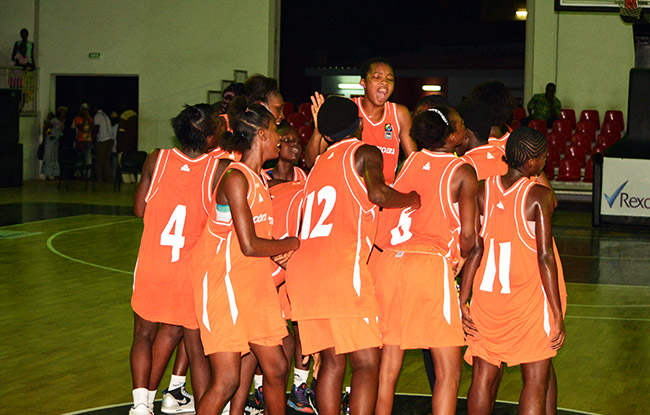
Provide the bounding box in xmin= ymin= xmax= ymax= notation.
xmin=286 ymin=138 xmax=379 ymax=320
xmin=375 ymin=151 xmax=465 ymax=264
xmin=264 ymin=166 xmax=307 ymax=182
xmin=270 ymin=181 xmax=304 ymax=319
xmin=209 ymin=146 xmax=240 ymax=161
xmin=488 ymin=131 xmax=509 ymax=149
xmin=462 ymin=143 xmax=508 ymax=180
xmin=192 ymin=162 xmax=287 ymax=354
xmin=352 ymin=97 xmax=401 ymax=183
xmin=132 ymin=149 xmax=218 ymax=328
xmin=465 ymin=175 xmax=561 ymax=366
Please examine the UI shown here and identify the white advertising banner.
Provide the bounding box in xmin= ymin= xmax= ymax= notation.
xmin=601 ymin=158 xmax=650 ymax=217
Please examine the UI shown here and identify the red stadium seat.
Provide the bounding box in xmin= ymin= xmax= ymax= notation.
xmin=513 ymin=107 xmax=527 ymax=121
xmin=297 ymin=124 xmax=314 ymax=145
xmin=604 ymin=110 xmax=624 ymax=131
xmin=546 ymin=145 xmax=561 ymax=168
xmin=580 ymin=109 xmax=601 ymax=130
xmin=566 ymin=144 xmax=587 ymax=167
xmin=282 ymin=102 xmax=294 ymax=118
xmin=298 ymin=102 xmax=312 ymax=116
xmin=552 ymin=120 xmax=572 ymax=137
xmin=529 ymin=119 xmax=548 ymax=134
xmin=560 ymin=109 xmax=576 ymax=129
xmin=575 ymin=121 xmax=596 ymax=142
xmin=597 ymin=133 xmax=618 ymax=149
xmin=510 ymin=119 xmax=521 ymax=130
xmin=592 ymin=142 xmax=607 ymax=157
xmin=544 ymin=161 xmax=555 ymax=181
xmin=286 ymin=112 xmax=309 ymax=130
xmin=556 ymin=157 xmax=581 ymax=182
xmin=548 ymin=132 xmax=567 ymax=154
xmin=571 ymin=132 xmax=592 ymax=154
xmin=583 ymin=158 xmax=594 ymax=183
xmin=601 ymin=121 xmax=622 ymax=140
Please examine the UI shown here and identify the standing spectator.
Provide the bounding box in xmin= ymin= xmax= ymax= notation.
xmin=93 ymin=105 xmax=114 ymax=182
xmin=41 ymin=106 xmax=67 ymax=180
xmin=117 ymin=108 xmax=138 ymax=153
xmin=527 ymin=83 xmax=561 ymax=128
xmin=73 ymin=103 xmax=94 ymax=166
xmin=11 ymin=28 xmax=35 ymax=69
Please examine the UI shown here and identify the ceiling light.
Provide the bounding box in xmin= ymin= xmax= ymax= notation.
xmin=515 ymin=9 xmax=527 ymax=20
xmin=338 ymin=83 xmax=364 ymax=90
xmin=421 ymin=85 xmax=442 ymax=92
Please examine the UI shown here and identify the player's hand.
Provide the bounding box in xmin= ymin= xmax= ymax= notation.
xmin=453 ymin=257 xmax=467 ymax=277
xmin=550 ymin=318 xmax=566 ymax=350
xmin=408 ymin=191 xmax=421 ymax=210
xmin=310 ymin=92 xmax=325 ymax=128
xmin=461 ymin=303 xmax=478 ymax=338
xmin=309 ymin=352 xmax=321 ymax=379
xmin=272 ymin=248 xmax=296 ymax=269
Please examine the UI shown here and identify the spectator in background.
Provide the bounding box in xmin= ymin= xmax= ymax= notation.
xmin=41 ymin=106 xmax=67 ymax=180
xmin=93 ymin=105 xmax=114 ymax=182
xmin=527 ymin=83 xmax=561 ymax=128
xmin=12 ymin=28 xmax=35 ymax=70
xmin=73 ymin=103 xmax=94 ymax=166
xmin=117 ymin=108 xmax=138 ymax=153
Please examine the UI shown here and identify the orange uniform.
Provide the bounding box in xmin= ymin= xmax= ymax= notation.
xmin=132 ymin=149 xmax=217 ymax=329
xmin=461 ymin=143 xmax=507 ymax=180
xmin=264 ymin=166 xmax=308 ymax=182
xmin=209 ymin=146 xmax=240 ymax=161
xmin=352 ymin=97 xmax=401 ymax=183
xmin=488 ymin=131 xmax=509 ymax=149
xmin=465 ymin=175 xmax=563 ymax=367
xmin=372 ymin=151 xmax=466 ymax=348
xmin=192 ymin=162 xmax=287 ymax=354
xmin=269 ymin=181 xmax=304 ymax=320
xmin=286 ymin=138 xmax=381 ymax=354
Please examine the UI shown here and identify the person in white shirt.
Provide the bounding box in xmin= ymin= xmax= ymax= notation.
xmin=93 ymin=106 xmax=115 ymax=182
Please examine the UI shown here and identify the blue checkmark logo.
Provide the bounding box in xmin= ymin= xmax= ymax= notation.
xmin=604 ymin=180 xmax=629 ymax=208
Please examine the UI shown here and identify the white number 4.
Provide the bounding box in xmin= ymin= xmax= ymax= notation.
xmin=160 ymin=204 xmax=187 ymax=263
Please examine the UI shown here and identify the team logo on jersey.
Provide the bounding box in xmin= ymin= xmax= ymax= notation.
xmin=497 ymin=201 xmax=505 ymax=210
xmin=258 ymin=193 xmax=264 ymax=203
xmin=384 ymin=123 xmax=393 ymax=140
xmin=181 ymin=164 xmax=190 ymax=172
xmin=378 ymin=146 xmax=396 ymax=155
xmin=423 ymin=162 xmax=431 ymax=171
xmin=487 ymin=153 xmax=495 ymax=160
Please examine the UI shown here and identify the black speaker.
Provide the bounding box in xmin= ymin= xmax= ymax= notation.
xmin=627 ymin=68 xmax=650 ymax=139
xmin=0 ymin=89 xmax=20 ymax=144
xmin=0 ymin=143 xmax=23 ymax=187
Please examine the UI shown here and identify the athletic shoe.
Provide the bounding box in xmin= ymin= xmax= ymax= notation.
xmin=287 ymin=383 xmax=315 ymax=413
xmin=161 ymin=385 xmax=195 ymax=414
xmin=308 ymin=379 xmax=318 ymax=414
xmin=244 ymin=399 xmax=263 ymax=415
xmin=129 ymin=403 xmax=153 ymax=415
xmin=253 ymin=385 xmax=264 ymax=408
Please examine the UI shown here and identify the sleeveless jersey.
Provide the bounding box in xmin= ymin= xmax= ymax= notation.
xmin=462 ymin=143 xmax=508 ymax=180
xmin=488 ymin=131 xmax=509 ymax=149
xmin=264 ymin=166 xmax=308 ymax=182
xmin=352 ymin=97 xmax=401 ymax=183
xmin=132 ymin=148 xmax=217 ymax=327
xmin=465 ymin=175 xmax=558 ymax=366
xmin=209 ymin=146 xmax=240 ymax=161
xmin=286 ymin=138 xmax=379 ymax=320
xmin=191 ymin=162 xmax=286 ymax=353
xmin=375 ymin=150 xmax=465 ymax=263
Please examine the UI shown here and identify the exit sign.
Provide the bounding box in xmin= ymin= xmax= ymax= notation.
xmin=88 ymin=53 xmax=101 ymax=59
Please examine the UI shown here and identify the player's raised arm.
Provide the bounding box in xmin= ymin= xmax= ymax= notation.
xmin=303 ymin=91 xmax=328 ymax=168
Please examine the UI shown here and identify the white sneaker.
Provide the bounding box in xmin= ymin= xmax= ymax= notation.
xmin=129 ymin=403 xmax=153 ymax=415
xmin=161 ymin=386 xmax=195 ymax=414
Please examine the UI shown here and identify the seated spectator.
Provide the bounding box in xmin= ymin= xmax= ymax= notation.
xmin=527 ymin=83 xmax=561 ymax=128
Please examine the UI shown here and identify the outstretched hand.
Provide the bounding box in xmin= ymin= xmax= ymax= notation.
xmin=310 ymin=92 xmax=325 ymax=129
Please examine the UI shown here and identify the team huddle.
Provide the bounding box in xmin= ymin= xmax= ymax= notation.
xmin=128 ymin=58 xmax=567 ymax=415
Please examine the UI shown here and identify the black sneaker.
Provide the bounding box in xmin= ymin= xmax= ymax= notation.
xmin=287 ymin=383 xmax=314 ymax=413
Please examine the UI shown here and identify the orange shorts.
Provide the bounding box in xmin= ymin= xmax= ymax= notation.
xmin=371 ymin=247 xmax=464 ymax=349
xmin=297 ymin=317 xmax=382 ymax=355
xmin=278 ymin=283 xmax=291 ymax=320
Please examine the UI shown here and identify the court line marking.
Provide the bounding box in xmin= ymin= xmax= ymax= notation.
xmin=569 ymin=304 xmax=650 ymax=307
xmin=560 ymin=253 xmax=650 ymax=261
xmin=565 ymin=315 xmax=650 ymax=322
xmin=46 ymin=218 xmax=140 ymax=275
xmin=566 ymin=282 xmax=650 ymax=289
xmin=392 ymin=393 xmax=603 ymax=415
xmin=59 ymin=401 xmax=159 ymax=415
xmin=0 ymin=213 xmax=96 ymax=228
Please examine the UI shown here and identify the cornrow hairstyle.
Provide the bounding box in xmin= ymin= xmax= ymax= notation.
xmin=170 ymin=104 xmax=215 ymax=152
xmin=360 ymin=56 xmax=394 ymax=79
xmin=469 ymin=80 xmax=516 ymax=127
xmin=504 ymin=127 xmax=547 ymax=169
xmin=219 ymin=98 xmax=275 ymax=153
xmin=410 ymin=106 xmax=456 ymax=150
xmin=243 ymin=75 xmax=279 ymax=105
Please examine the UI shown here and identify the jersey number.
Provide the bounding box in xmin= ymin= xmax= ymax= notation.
xmin=479 ymin=238 xmax=511 ymax=293
xmin=300 ymin=186 xmax=336 ymax=239
xmin=390 ymin=208 xmax=414 ymax=245
xmin=160 ymin=204 xmax=187 ymax=262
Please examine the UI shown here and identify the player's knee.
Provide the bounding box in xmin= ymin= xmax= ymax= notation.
xmin=264 ymin=358 xmax=289 ymax=385
xmin=213 ymin=371 xmax=240 ymax=398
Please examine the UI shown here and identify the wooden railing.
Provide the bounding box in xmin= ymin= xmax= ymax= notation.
xmin=0 ymin=65 xmax=38 ymax=115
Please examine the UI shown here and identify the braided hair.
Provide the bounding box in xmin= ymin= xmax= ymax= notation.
xmin=220 ymin=97 xmax=275 ymax=153
xmin=504 ymin=127 xmax=547 ymax=169
xmin=170 ymin=104 xmax=215 ymax=152
xmin=410 ymin=106 xmax=456 ymax=150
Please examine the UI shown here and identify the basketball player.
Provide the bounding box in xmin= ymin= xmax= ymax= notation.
xmin=129 ymin=105 xmax=217 ymax=415
xmin=371 ymin=107 xmax=480 ymax=415
xmin=286 ymin=96 xmax=420 ymax=415
xmin=304 ymin=58 xmax=417 ymax=183
xmin=191 ymin=103 xmax=299 ymax=415
xmin=265 ymin=121 xmax=307 ymax=182
xmin=460 ymin=127 xmax=566 ymax=415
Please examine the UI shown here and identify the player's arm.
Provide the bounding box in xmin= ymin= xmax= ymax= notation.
xmin=211 ymin=158 xmax=233 ymax=194
xmin=355 ymin=144 xmax=420 ymax=209
xmin=458 ymin=181 xmax=484 ymax=337
xmin=456 ymin=164 xmax=479 ymax=259
xmin=528 ymin=184 xmax=566 ymax=350
xmin=303 ymin=92 xmax=328 ymax=168
xmin=133 ymin=149 xmax=160 ymax=217
xmin=396 ymin=104 xmax=417 ymax=156
xmin=535 ymin=172 xmax=558 ymax=208
xmin=219 ymin=169 xmax=300 ymax=257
